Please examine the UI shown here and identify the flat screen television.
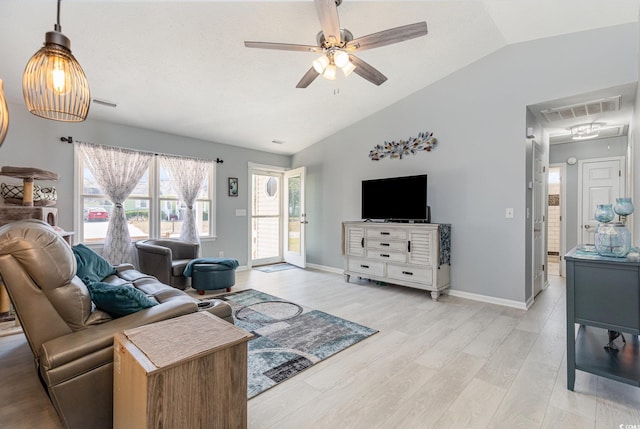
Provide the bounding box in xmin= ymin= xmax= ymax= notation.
xmin=361 ymin=174 xmax=428 ymax=221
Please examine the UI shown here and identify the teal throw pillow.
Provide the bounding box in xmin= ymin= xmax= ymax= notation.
xmin=72 ymin=243 xmax=117 ymax=284
xmin=87 ymin=282 xmax=158 ymax=318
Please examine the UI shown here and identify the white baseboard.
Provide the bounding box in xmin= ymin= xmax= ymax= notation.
xmin=306 ymin=263 xmax=343 ymax=275
xmin=524 ymin=295 xmax=534 ymax=309
xmin=282 ymin=263 xmax=532 ymax=310
xmin=447 ymin=289 xmax=530 ymax=310
xmin=242 ymin=263 xmax=343 ymax=275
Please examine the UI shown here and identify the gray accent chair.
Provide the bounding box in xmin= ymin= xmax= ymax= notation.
xmin=135 ymin=239 xmax=199 ymax=290
xmin=0 ymin=220 xmax=232 ymax=429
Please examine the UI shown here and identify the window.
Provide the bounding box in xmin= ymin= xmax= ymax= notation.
xmin=76 ymin=148 xmax=215 ymax=243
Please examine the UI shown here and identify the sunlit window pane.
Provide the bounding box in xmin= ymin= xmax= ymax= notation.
xmin=82 ymin=168 xmax=102 ymax=195
xmin=78 ymin=153 xmax=213 ymax=243
xmin=129 ymin=169 xmax=150 ymax=197
xmin=158 ymin=165 xmax=179 ymax=198
xmin=124 ymin=199 xmax=150 ymax=241
xmin=82 ymin=198 xmax=150 ymax=243
xmin=82 ymin=198 xmax=111 ymax=243
xmin=198 ymin=201 xmax=210 ymax=236
xmin=159 ymin=199 xmax=182 ymax=238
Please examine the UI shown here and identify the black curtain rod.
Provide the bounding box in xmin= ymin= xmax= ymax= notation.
xmin=60 ymin=136 xmax=224 ymax=163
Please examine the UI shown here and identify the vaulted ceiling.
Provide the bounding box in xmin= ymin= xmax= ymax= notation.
xmin=0 ymin=1 xmax=638 ymax=155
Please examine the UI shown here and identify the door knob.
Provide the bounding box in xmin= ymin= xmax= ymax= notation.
xmin=585 ymin=224 xmax=591 ymax=230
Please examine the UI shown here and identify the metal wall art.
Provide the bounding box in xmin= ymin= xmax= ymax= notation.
xmin=369 ymin=131 xmax=437 ymax=161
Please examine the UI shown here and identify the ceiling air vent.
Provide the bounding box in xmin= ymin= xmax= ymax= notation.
xmin=541 ymin=95 xmax=621 ymax=123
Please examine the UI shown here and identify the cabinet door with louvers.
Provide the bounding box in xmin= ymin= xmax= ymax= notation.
xmin=346 ymin=225 xmax=365 ymax=257
xmin=408 ymin=228 xmax=434 ymax=265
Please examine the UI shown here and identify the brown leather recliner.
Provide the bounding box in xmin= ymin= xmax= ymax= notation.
xmin=0 ymin=220 xmax=233 ymax=429
xmin=135 ymin=239 xmax=199 ymax=290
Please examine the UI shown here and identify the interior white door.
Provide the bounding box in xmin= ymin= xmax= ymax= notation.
xmin=533 ymin=141 xmax=546 ymax=297
xmin=284 ymin=167 xmax=306 ymax=268
xmin=579 ymin=158 xmax=624 ymax=244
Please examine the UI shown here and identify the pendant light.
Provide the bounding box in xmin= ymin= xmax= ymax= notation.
xmin=0 ymin=79 xmax=8 ymax=145
xmin=23 ymin=0 xmax=90 ymax=122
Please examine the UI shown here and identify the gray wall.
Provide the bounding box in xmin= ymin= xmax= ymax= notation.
xmin=293 ymin=24 xmax=638 ymax=305
xmin=549 ymin=136 xmax=628 ymax=252
xmin=1 ymin=101 xmax=291 ymax=265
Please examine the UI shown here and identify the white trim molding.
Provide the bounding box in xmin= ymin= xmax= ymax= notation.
xmin=447 ymin=289 xmax=532 ymax=310
xmin=309 ymin=262 xmax=533 ymax=309
xmin=306 ymin=262 xmax=343 ymax=274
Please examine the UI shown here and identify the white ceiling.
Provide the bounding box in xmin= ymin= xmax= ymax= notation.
xmin=1 ymin=0 xmax=638 ymax=155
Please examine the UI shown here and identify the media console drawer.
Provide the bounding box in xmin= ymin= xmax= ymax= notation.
xmin=347 ymin=258 xmax=385 ymax=277
xmin=365 ymin=249 xmax=406 ymax=263
xmin=366 ymin=228 xmax=407 ymax=240
xmin=368 ymin=240 xmax=407 ymax=251
xmin=387 ymin=264 xmax=433 ymax=285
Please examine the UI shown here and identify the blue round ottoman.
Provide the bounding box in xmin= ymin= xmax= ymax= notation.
xmin=191 ymin=263 xmax=236 ymax=295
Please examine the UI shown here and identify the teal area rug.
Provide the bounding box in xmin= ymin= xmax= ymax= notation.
xmin=253 ymin=263 xmax=297 ymax=273
xmin=218 ymin=289 xmax=378 ymax=398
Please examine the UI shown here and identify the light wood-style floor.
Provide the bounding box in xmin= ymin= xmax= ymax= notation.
xmin=1 ymin=267 xmax=639 ymax=428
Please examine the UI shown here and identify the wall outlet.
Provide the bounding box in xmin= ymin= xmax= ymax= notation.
xmin=218 ymin=251 xmax=224 ymax=257
xmin=505 ymin=208 xmax=514 ymax=219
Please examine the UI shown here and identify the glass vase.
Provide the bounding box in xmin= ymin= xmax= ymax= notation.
xmin=594 ymin=204 xmax=615 ymax=223
xmin=613 ymin=198 xmax=634 ymax=216
xmin=595 ymin=222 xmax=631 ymax=257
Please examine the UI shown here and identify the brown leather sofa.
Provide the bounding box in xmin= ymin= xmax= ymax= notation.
xmin=0 ymin=220 xmax=233 ymax=429
xmin=135 ymin=239 xmax=199 ymax=289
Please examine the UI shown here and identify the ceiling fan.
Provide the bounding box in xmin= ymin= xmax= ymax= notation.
xmin=244 ymin=0 xmax=428 ymax=88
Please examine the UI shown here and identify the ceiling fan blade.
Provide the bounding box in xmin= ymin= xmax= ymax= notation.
xmin=346 ymin=22 xmax=428 ymax=52
xmin=244 ymin=41 xmax=321 ymax=53
xmin=349 ymin=55 xmax=387 ymax=86
xmin=296 ymin=68 xmax=320 ymax=88
xmin=314 ymin=0 xmax=341 ymax=45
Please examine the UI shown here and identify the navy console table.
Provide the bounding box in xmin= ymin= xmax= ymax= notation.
xmin=565 ymin=245 xmax=640 ymax=390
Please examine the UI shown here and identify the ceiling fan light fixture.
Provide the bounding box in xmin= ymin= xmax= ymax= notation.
xmin=322 ymin=64 xmax=337 ymax=80
xmin=570 ymin=122 xmax=604 ymax=140
xmin=22 ymin=0 xmax=90 ymax=122
xmin=312 ymin=55 xmax=330 ymax=73
xmin=0 ymin=79 xmax=8 ymax=146
xmin=341 ymin=60 xmax=356 ymax=77
xmin=333 ymin=50 xmax=349 ymax=68
xmin=244 ymin=0 xmax=428 ymax=88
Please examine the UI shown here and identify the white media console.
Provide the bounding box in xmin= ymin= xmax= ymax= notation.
xmin=342 ymin=221 xmax=451 ymax=301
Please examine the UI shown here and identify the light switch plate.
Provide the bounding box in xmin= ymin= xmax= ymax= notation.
xmin=506 ymin=208 xmax=514 ymax=219
xmin=235 ymin=209 xmax=247 ymax=216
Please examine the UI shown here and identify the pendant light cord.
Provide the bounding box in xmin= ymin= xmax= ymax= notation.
xmin=55 ymin=0 xmax=61 ymax=32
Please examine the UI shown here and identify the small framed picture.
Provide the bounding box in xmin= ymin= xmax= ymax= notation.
xmin=228 ymin=177 xmax=238 ymax=197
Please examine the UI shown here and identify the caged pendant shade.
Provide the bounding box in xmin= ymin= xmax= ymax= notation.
xmin=0 ymin=79 xmax=8 ymax=145
xmin=23 ymin=0 xmax=90 ymax=122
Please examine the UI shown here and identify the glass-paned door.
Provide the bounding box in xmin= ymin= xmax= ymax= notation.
xmin=251 ymin=171 xmax=282 ymax=265
xmin=284 ymin=167 xmax=306 ymax=268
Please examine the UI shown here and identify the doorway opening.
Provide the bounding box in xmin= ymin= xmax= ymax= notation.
xmin=547 ymin=165 xmax=562 ymax=276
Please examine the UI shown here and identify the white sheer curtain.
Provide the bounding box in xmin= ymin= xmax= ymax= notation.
xmin=159 ymin=155 xmax=211 ymax=245
xmin=78 ymin=142 xmax=153 ymax=265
